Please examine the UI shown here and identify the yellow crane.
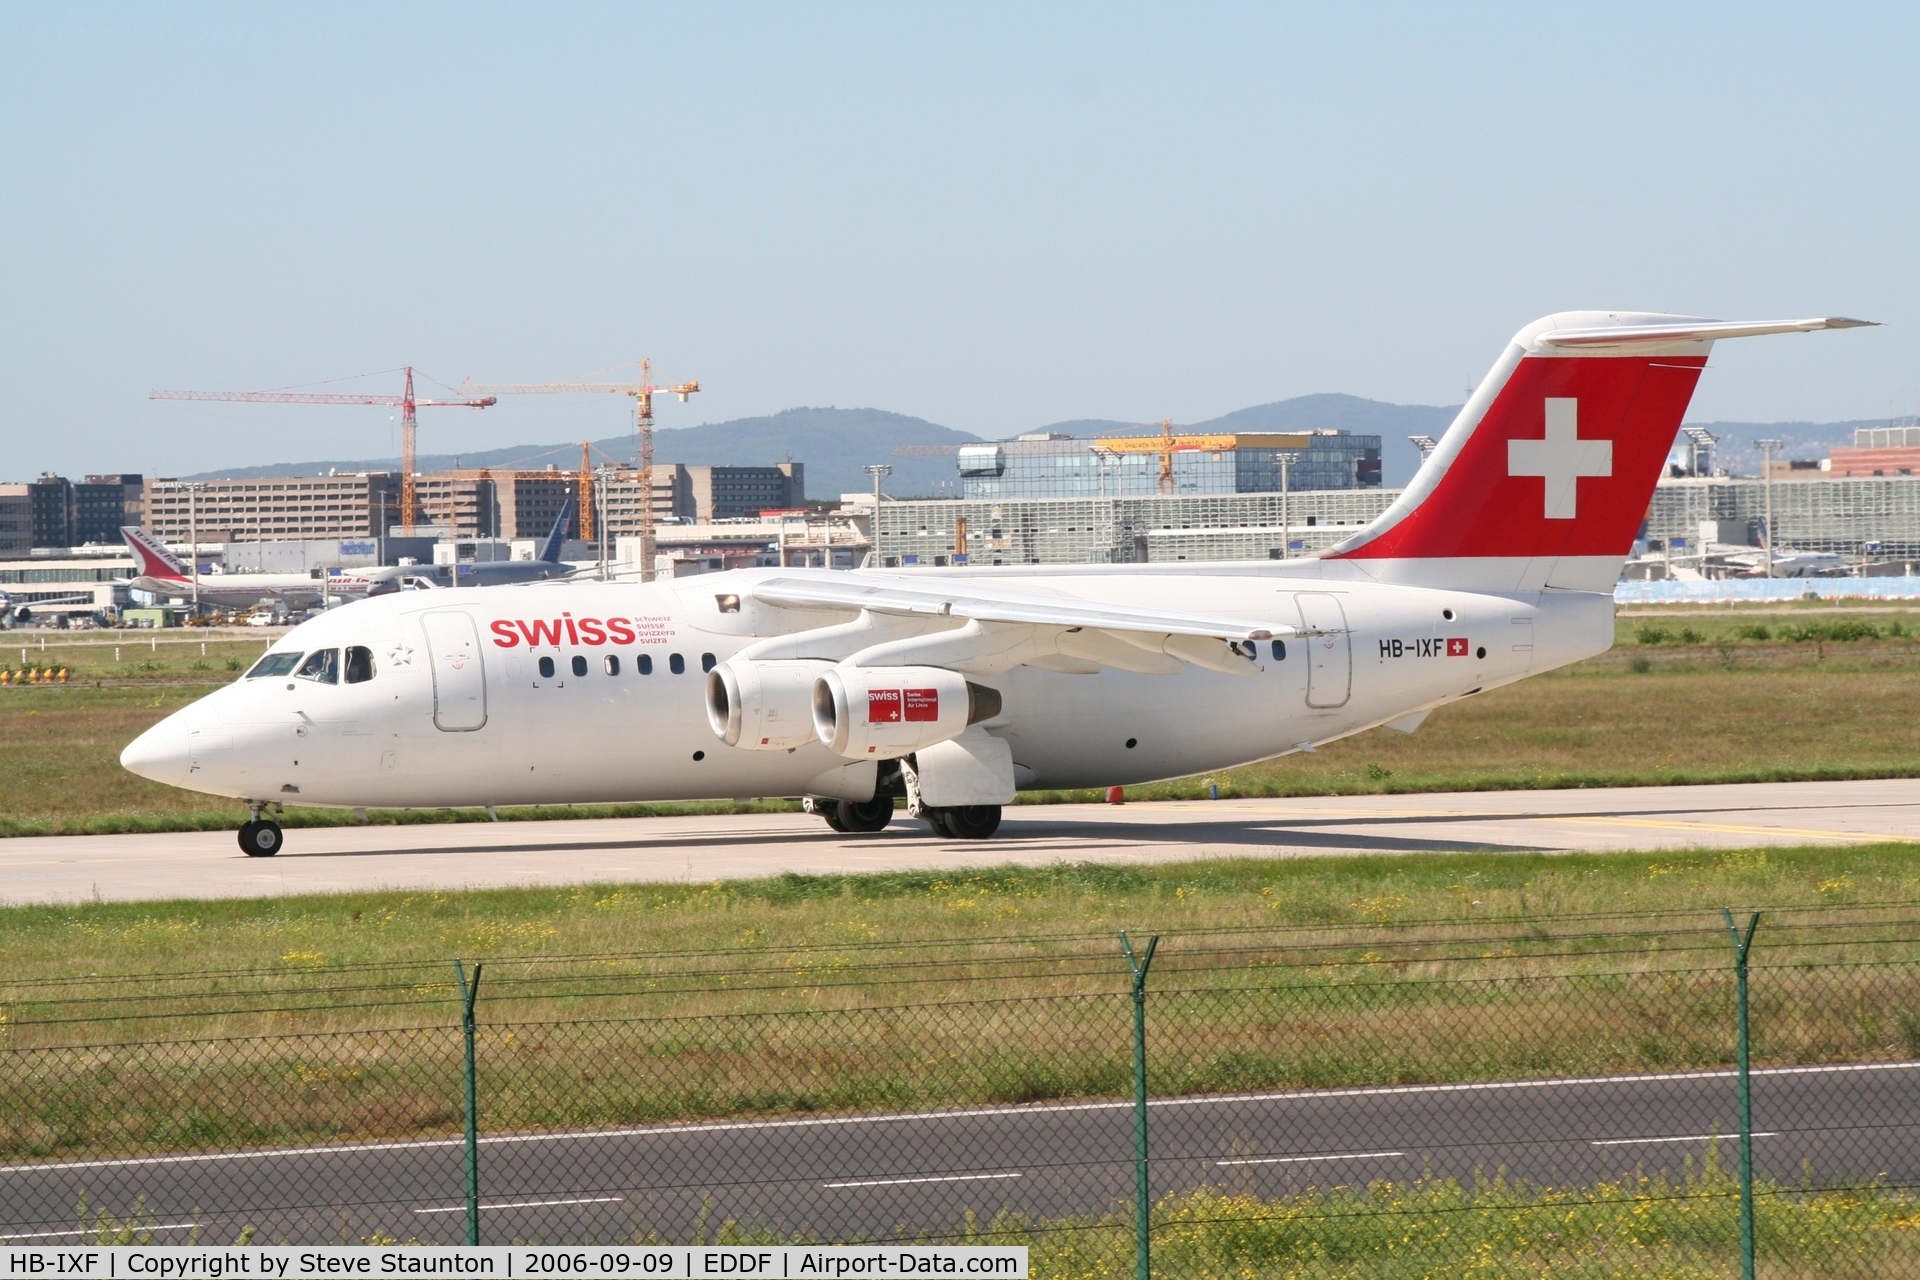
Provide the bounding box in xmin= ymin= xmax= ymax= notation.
xmin=460 ymin=361 xmax=699 ymax=581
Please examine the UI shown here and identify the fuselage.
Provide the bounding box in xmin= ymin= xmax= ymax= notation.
xmin=121 ymin=565 xmax=1614 ymax=810
xmin=132 ymin=568 xmax=409 ymax=608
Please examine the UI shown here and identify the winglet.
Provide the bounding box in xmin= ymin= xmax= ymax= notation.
xmin=539 ymin=499 xmax=575 ymax=563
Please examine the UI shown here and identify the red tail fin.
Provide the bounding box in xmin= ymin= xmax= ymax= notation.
xmin=1325 ymin=312 xmax=1870 ymax=593
xmin=120 ymin=526 xmax=192 ymax=582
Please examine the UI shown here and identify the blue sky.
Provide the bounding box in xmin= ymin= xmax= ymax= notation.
xmin=2 ymin=3 xmax=1915 ymax=478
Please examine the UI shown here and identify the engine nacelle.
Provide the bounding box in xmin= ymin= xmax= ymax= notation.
xmin=811 ymin=665 xmax=1002 ymax=759
xmin=706 ymin=659 xmax=832 ymax=749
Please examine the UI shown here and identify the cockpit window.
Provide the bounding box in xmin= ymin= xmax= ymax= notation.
xmin=344 ymin=646 xmax=376 ymax=684
xmin=294 ymin=648 xmax=340 ymax=684
xmin=247 ymin=652 xmax=303 ymax=679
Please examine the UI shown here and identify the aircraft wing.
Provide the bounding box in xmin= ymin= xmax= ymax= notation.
xmin=746 ymin=574 xmax=1319 ymax=677
xmin=750 ymin=575 xmax=1298 ymax=641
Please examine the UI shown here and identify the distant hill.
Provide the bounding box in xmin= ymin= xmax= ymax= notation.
xmin=184 ymin=396 xmax=1911 ymax=498
xmin=186 ymin=407 xmax=985 ymax=499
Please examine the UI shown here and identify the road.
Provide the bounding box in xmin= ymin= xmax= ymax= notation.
xmin=2 ymin=1060 xmax=1912 ymax=1245
xmin=1 ymin=779 xmax=1916 ymax=904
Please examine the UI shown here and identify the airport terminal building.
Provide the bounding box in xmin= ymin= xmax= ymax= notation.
xmin=955 ymin=430 xmax=1381 ymax=501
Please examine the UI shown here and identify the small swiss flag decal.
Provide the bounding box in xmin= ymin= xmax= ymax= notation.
xmin=1447 ymin=637 xmax=1470 ymax=657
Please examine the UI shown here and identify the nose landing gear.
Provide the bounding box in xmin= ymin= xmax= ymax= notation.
xmin=239 ymin=802 xmax=283 ymax=857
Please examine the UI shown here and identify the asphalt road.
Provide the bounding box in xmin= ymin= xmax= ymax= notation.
xmin=3 ymin=1060 xmax=1914 ymax=1245
xmin=2 ymin=779 xmax=1915 ymax=904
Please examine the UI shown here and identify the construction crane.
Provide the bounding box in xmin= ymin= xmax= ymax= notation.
xmin=150 ymin=368 xmax=497 ymax=530
xmin=460 ymin=361 xmax=698 ymax=582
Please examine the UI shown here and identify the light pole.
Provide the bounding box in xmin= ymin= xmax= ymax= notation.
xmin=594 ymin=466 xmax=614 ymax=580
xmin=1277 ymin=452 xmax=1301 ymax=558
xmin=185 ymin=482 xmax=203 ymax=618
xmin=1757 ymin=439 xmax=1782 ymax=578
xmin=865 ymin=464 xmax=891 ymax=565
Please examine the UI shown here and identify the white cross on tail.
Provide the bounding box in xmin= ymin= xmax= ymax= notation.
xmin=1507 ymin=398 xmax=1612 ymax=519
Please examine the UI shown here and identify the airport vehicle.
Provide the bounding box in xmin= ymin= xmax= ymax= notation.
xmin=120 ymin=311 xmax=1868 ymax=856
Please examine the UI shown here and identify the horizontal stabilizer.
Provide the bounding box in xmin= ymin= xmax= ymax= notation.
xmin=1537 ymin=316 xmax=1875 ymax=348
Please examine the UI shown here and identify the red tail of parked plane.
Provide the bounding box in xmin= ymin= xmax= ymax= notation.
xmin=120 ymin=526 xmax=194 ymax=583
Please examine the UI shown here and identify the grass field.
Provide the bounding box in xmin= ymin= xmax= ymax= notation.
xmin=5 ymin=604 xmax=1920 ymax=834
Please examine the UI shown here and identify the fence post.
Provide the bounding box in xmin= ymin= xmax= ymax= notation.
xmin=1721 ymin=909 xmax=1760 ymax=1280
xmin=1119 ymin=932 xmax=1159 ymax=1280
xmin=453 ymin=960 xmax=484 ymax=1246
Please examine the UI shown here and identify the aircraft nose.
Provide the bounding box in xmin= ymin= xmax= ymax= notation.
xmin=120 ymin=716 xmax=192 ymax=787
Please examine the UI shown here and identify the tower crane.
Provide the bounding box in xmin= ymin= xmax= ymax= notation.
xmin=150 ymin=368 xmax=497 ymax=530
xmin=459 ymin=361 xmax=699 ymax=582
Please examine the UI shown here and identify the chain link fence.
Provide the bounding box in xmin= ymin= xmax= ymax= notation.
xmin=2 ymin=905 xmax=1917 ymax=1276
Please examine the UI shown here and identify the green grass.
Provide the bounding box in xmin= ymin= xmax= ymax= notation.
xmin=1011 ymin=1169 xmax=1920 ymax=1280
xmin=1 ymin=848 xmax=1916 ymax=1163
xmin=66 ymin=1161 xmax=1920 ymax=1272
xmin=9 ymin=608 xmax=1920 ymax=833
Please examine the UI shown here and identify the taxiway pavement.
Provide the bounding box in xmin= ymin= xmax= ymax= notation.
xmin=3 ymin=1060 xmax=1911 ymax=1244
xmin=2 ymin=778 xmax=1915 ymax=905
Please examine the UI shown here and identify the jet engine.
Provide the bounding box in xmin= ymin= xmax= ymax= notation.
xmin=706 ymin=659 xmax=831 ymax=750
xmin=811 ymin=665 xmax=1002 ymax=759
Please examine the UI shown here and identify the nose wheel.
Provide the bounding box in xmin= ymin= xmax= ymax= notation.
xmin=238 ymin=819 xmax=283 ymax=857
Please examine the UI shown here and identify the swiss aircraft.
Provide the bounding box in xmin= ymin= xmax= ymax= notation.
xmin=120 ymin=312 xmax=1869 ymax=857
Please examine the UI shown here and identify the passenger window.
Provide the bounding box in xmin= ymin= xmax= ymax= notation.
xmin=538 ymin=656 xmax=556 ymax=679
xmin=571 ymin=655 xmax=588 ymax=677
xmin=639 ymin=654 xmax=653 ymax=675
xmin=294 ymin=649 xmax=340 ymax=684
xmin=669 ymin=653 xmax=685 ymax=675
xmin=701 ymin=652 xmax=716 ymax=673
xmin=605 ymin=654 xmax=621 ymax=676
xmin=247 ymin=651 xmax=302 ymax=679
xmin=1271 ymin=640 xmax=1287 ymax=661
xmin=344 ymin=646 xmax=376 ymax=684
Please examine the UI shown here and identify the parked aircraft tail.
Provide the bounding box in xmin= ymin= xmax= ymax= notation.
xmin=1323 ymin=313 xmax=1870 ymax=593
xmin=538 ymin=499 xmax=575 ymax=564
xmin=120 ymin=526 xmax=194 ymax=583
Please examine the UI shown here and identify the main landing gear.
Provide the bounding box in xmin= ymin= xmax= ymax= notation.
xmin=804 ymin=796 xmax=1002 ymax=839
xmin=811 ymin=797 xmax=895 ymax=833
xmin=925 ymin=805 xmax=1002 ymax=840
xmin=239 ymin=802 xmax=283 ymax=857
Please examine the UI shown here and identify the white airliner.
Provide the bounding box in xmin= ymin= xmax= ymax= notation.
xmin=121 ymin=527 xmax=410 ymax=608
xmin=121 ymin=312 xmax=1869 ymax=856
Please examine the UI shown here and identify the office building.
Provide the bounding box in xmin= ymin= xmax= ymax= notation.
xmin=145 ymin=475 xmax=402 ymax=542
xmin=956 ymin=432 xmax=1380 ymax=502
xmin=876 ymin=490 xmax=1398 ymax=567
xmin=685 ymin=463 xmax=805 ymax=520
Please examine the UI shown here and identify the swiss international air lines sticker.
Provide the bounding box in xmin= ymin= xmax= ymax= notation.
xmin=867 ymin=689 xmax=940 ymax=724
xmin=1447 ymin=638 xmax=1470 ymax=657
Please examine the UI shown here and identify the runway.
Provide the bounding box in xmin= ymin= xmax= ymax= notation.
xmin=3 ymin=1059 xmax=1912 ymax=1243
xmin=2 ymin=778 xmax=1916 ymax=904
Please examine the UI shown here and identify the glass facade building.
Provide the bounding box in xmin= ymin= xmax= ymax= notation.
xmin=956 ymin=431 xmax=1381 ymax=502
